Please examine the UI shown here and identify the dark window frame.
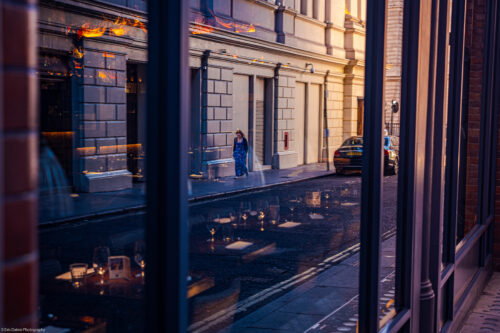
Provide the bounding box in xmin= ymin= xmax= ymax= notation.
xmin=439 ymin=0 xmax=499 ymax=331
xmin=142 ymin=0 xmax=500 ymax=332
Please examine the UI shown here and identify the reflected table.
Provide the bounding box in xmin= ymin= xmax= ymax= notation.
xmin=40 ymin=268 xmax=145 ymax=333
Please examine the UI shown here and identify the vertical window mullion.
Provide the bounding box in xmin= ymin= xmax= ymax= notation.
xmin=443 ymin=0 xmax=467 ymax=321
xmin=444 ymin=0 xmax=466 ymax=266
xmin=146 ymin=0 xmax=190 ymax=332
xmin=359 ymin=0 xmax=386 ymax=332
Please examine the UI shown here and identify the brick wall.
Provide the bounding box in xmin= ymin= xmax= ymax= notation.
xmin=0 ymin=0 xmax=39 ymax=328
xmin=464 ymin=0 xmax=484 ymax=237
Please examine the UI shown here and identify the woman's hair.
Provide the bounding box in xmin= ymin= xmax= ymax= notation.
xmin=235 ymin=129 xmax=245 ymax=138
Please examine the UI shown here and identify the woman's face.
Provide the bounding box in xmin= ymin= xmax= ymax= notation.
xmin=236 ymin=132 xmax=242 ymax=139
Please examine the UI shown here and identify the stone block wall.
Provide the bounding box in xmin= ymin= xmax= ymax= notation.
xmin=202 ymin=65 xmax=235 ymax=178
xmin=78 ymin=49 xmax=131 ymax=192
xmin=343 ymin=73 xmax=364 ymax=140
xmin=272 ymin=72 xmax=297 ymax=169
xmin=324 ymin=77 xmax=344 ymax=157
xmin=0 ymin=0 xmax=39 ymax=328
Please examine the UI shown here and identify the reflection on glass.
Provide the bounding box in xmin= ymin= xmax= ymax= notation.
xmin=70 ymin=263 xmax=88 ymax=288
xmin=134 ymin=240 xmax=146 ymax=278
xmin=38 ymin=1 xmax=148 ymax=331
xmin=92 ymin=246 xmax=110 ymax=285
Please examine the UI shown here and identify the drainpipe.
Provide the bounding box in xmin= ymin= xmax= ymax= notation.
xmin=324 ymin=70 xmax=330 ymax=171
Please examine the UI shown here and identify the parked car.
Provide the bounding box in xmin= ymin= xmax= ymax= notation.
xmin=333 ymin=135 xmax=399 ymax=175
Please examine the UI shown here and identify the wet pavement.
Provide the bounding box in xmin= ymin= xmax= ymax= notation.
xmin=39 ymin=173 xmax=398 ymax=333
xmin=39 ymin=163 xmax=333 ymax=224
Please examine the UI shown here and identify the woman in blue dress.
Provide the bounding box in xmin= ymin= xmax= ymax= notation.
xmin=233 ymin=129 xmax=249 ymax=177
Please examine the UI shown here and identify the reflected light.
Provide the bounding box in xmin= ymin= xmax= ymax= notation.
xmin=242 ymin=243 xmax=276 ymax=263
xmin=225 ymin=241 xmax=253 ymax=250
xmin=78 ymin=24 xmax=106 ymax=38
xmin=278 ymin=221 xmax=301 ymax=228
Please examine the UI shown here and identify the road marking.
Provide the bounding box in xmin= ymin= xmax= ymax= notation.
xmin=304 ymin=270 xmax=396 ymax=333
xmin=304 ymin=295 xmax=359 ymax=332
xmin=188 ymin=229 xmax=396 ymax=333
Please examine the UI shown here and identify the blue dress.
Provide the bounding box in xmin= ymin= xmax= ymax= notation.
xmin=233 ymin=139 xmax=248 ymax=176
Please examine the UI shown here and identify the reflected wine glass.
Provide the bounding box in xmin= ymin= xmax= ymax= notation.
xmin=269 ymin=204 xmax=280 ymax=225
xmin=289 ymin=196 xmax=299 ymax=218
xmin=206 ymin=214 xmax=220 ymax=243
xmin=134 ymin=240 xmax=146 ymax=278
xmin=257 ymin=205 xmax=266 ymax=232
xmin=240 ymin=211 xmax=249 ymax=229
xmin=92 ymin=246 xmax=110 ymax=285
xmin=229 ymin=210 xmax=238 ymax=229
xmin=70 ymin=263 xmax=88 ymax=288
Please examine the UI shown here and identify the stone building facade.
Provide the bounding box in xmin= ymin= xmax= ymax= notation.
xmin=384 ymin=0 xmax=403 ymax=134
xmin=189 ymin=0 xmax=367 ymax=178
xmin=38 ymin=0 xmax=147 ymax=192
xmin=38 ymin=0 xmax=372 ymax=187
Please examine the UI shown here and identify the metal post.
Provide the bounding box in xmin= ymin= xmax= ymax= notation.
xmin=390 ymin=109 xmax=394 ymax=135
xmin=324 ymin=70 xmax=330 ymax=171
xmin=359 ymin=0 xmax=386 ymax=331
xmin=146 ymin=0 xmax=189 ymax=332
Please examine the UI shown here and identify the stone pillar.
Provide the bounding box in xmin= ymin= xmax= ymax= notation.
xmin=325 ymin=0 xmax=346 ymax=58
xmin=272 ymin=67 xmax=297 ymax=169
xmin=201 ymin=57 xmax=234 ymax=178
xmin=343 ymin=63 xmax=365 ymax=140
xmin=343 ymin=0 xmax=366 ymax=140
xmin=312 ymin=0 xmax=325 ymax=21
xmin=324 ymin=76 xmax=345 ymax=157
xmin=300 ymin=0 xmax=312 ymax=16
xmin=77 ymin=48 xmax=131 ymax=192
xmin=344 ymin=0 xmax=366 ymax=61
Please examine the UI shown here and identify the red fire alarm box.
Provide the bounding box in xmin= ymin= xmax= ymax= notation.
xmin=284 ymin=132 xmax=289 ymax=150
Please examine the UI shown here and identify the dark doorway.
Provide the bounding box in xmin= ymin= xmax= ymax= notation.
xmin=39 ymin=53 xmax=73 ymax=186
xmin=126 ymin=63 xmax=146 ymax=182
xmin=190 ymin=68 xmax=202 ymax=175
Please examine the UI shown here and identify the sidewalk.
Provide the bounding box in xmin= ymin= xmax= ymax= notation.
xmin=461 ymin=272 xmax=500 ymax=332
xmin=189 ymin=163 xmax=334 ymax=200
xmin=39 ymin=163 xmax=334 ymax=225
xmin=191 ymin=233 xmax=396 ymax=333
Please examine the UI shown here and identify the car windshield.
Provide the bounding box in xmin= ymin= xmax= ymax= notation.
xmin=342 ymin=137 xmax=363 ymax=146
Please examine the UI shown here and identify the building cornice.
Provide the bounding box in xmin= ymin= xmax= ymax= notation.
xmin=39 ymin=0 xmax=147 ymax=22
xmin=295 ymin=13 xmax=328 ymax=28
xmin=190 ymin=23 xmax=353 ymax=68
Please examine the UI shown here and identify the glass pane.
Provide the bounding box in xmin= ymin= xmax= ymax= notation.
xmin=378 ymin=0 xmax=403 ymax=327
xmin=38 ymin=1 xmax=148 ymax=331
xmin=184 ymin=1 xmax=392 ymax=332
xmin=455 ymin=1 xmax=484 ymax=244
xmin=441 ymin=0 xmax=454 ymax=266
